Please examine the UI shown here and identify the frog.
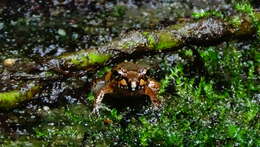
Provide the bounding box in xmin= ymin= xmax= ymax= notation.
xmin=92 ymin=61 xmax=161 ymax=114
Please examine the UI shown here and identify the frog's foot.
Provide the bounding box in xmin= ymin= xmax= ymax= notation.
xmin=92 ymin=104 xmax=111 ymax=115
xmin=92 ymin=86 xmax=113 ymax=115
xmin=152 ymin=103 xmax=162 ymax=111
xmin=92 ymin=106 xmax=100 ymax=115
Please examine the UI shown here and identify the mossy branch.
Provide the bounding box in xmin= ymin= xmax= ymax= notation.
xmin=58 ymin=49 xmax=111 ymax=70
xmin=0 ymin=83 xmax=42 ymax=110
xmin=58 ymin=13 xmax=259 ymax=70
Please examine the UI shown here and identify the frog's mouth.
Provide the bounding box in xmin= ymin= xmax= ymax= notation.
xmin=102 ymin=94 xmax=151 ymax=111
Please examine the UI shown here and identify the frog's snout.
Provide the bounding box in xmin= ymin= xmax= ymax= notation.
xmin=130 ymin=81 xmax=137 ymax=91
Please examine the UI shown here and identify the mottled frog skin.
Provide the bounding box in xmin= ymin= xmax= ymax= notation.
xmin=92 ymin=62 xmax=160 ymax=114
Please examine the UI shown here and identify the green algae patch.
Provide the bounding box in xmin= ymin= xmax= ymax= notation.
xmin=192 ymin=10 xmax=223 ymax=19
xmin=231 ymin=16 xmax=255 ymax=36
xmin=229 ymin=16 xmax=243 ymax=28
xmin=60 ymin=50 xmax=111 ymax=69
xmin=0 ymin=90 xmax=21 ymax=108
xmin=143 ymin=32 xmax=156 ymax=49
xmin=154 ymin=31 xmax=182 ymax=50
xmin=88 ymin=52 xmax=111 ymax=64
xmin=0 ymin=85 xmax=41 ymax=109
xmin=69 ymin=51 xmax=89 ymax=68
xmin=234 ymin=2 xmax=260 ymax=38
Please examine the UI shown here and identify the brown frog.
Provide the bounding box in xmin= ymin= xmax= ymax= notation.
xmin=92 ymin=62 xmax=161 ymax=114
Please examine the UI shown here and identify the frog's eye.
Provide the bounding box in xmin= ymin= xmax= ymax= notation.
xmin=138 ymin=68 xmax=147 ymax=76
xmin=119 ymin=79 xmax=128 ymax=86
xmin=120 ymin=68 xmax=127 ymax=73
xmin=117 ymin=68 xmax=127 ymax=77
xmin=139 ymin=79 xmax=146 ymax=86
xmin=145 ymin=69 xmax=153 ymax=77
xmin=111 ymin=70 xmax=122 ymax=79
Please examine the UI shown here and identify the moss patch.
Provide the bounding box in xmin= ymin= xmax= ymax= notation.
xmin=0 ymin=90 xmax=21 ymax=108
xmin=154 ymin=31 xmax=182 ymax=50
xmin=0 ymin=85 xmax=41 ymax=109
xmin=62 ymin=50 xmax=111 ymax=69
xmin=229 ymin=16 xmax=243 ymax=28
xmin=88 ymin=52 xmax=111 ymax=64
xmin=192 ymin=10 xmax=223 ymax=19
xmin=143 ymin=32 xmax=156 ymax=49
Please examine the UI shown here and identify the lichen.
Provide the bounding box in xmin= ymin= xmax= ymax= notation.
xmin=120 ymin=41 xmax=138 ymax=50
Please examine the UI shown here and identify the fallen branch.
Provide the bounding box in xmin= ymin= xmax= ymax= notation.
xmin=1 ymin=12 xmax=259 ymax=109
xmin=59 ymin=13 xmax=259 ymax=70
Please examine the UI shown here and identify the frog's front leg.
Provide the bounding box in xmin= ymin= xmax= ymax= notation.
xmin=92 ymin=84 xmax=113 ymax=115
xmin=145 ymin=79 xmax=161 ymax=108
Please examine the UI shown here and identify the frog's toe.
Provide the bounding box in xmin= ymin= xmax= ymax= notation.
xmin=91 ymin=107 xmax=100 ymax=116
xmin=152 ymin=102 xmax=162 ymax=110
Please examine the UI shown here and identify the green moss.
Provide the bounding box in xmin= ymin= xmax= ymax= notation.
xmin=88 ymin=52 xmax=111 ymax=64
xmin=67 ymin=50 xmax=88 ymax=67
xmin=256 ymin=12 xmax=260 ymax=38
xmin=184 ymin=49 xmax=193 ymax=57
xmin=154 ymin=31 xmax=182 ymax=50
xmin=159 ymin=64 xmax=182 ymax=94
xmin=229 ymin=16 xmax=243 ymax=27
xmin=0 ymin=85 xmax=41 ymax=109
xmin=143 ymin=32 xmax=156 ymax=49
xmin=86 ymin=91 xmax=95 ymax=102
xmin=192 ymin=10 xmax=223 ymax=19
xmin=111 ymin=5 xmax=127 ymax=17
xmin=63 ymin=50 xmax=111 ymax=68
xmin=243 ymin=106 xmax=258 ymax=123
xmin=110 ymin=109 xmax=123 ymax=121
xmin=0 ymin=90 xmax=21 ymax=108
xmin=97 ymin=66 xmax=112 ymax=78
xmin=234 ymin=2 xmax=260 ymax=38
xmin=235 ymin=2 xmax=253 ymax=14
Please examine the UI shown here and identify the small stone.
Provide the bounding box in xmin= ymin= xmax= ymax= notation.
xmin=0 ymin=23 xmax=4 ymax=30
xmin=58 ymin=29 xmax=66 ymax=36
xmin=3 ymin=58 xmax=16 ymax=67
xmin=43 ymin=106 xmax=50 ymax=111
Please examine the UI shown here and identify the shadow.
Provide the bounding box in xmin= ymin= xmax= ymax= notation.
xmin=102 ymin=94 xmax=151 ymax=112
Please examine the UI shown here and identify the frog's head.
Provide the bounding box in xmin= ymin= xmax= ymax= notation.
xmin=113 ymin=62 xmax=149 ymax=91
